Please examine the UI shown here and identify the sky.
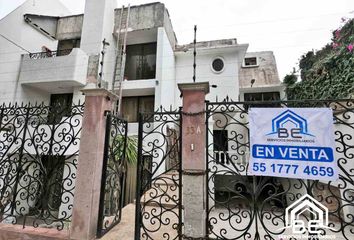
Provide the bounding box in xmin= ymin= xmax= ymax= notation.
xmin=1 ymin=0 xmax=354 ymax=79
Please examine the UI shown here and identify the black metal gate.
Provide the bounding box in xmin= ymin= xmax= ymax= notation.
xmin=135 ymin=109 xmax=183 ymax=240
xmin=97 ymin=112 xmax=128 ymax=237
xmin=0 ymin=102 xmax=84 ymax=230
xmin=206 ymin=99 xmax=354 ymax=239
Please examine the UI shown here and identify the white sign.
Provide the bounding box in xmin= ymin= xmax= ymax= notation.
xmin=249 ymin=108 xmax=338 ymax=181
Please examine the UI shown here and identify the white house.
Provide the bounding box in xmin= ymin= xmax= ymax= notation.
xmin=0 ymin=0 xmax=284 ymax=122
xmin=0 ymin=0 xmax=287 ymax=232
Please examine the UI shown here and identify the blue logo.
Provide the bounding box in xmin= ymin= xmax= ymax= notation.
xmin=267 ymin=110 xmax=314 ymax=138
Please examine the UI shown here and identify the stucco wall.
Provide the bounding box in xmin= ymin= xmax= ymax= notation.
xmin=56 ymin=14 xmax=83 ymax=40
xmin=114 ymin=3 xmax=177 ymax=49
xmin=0 ymin=0 xmax=72 ymax=104
xmin=239 ymin=51 xmax=281 ymax=88
xmin=155 ymin=27 xmax=176 ymax=110
xmin=19 ymin=48 xmax=88 ymax=93
xmin=175 ymin=46 xmax=247 ymax=104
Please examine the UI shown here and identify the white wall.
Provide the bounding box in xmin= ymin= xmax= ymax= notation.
xmin=80 ymin=0 xmax=117 ymax=88
xmin=175 ymin=47 xmax=246 ymax=105
xmin=19 ymin=48 xmax=88 ymax=93
xmin=155 ymin=27 xmax=176 ymax=110
xmin=0 ymin=0 xmax=71 ymax=104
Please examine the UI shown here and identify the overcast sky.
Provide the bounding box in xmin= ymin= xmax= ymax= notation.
xmin=1 ymin=0 xmax=353 ymax=79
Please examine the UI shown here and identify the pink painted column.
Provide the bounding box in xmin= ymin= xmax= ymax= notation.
xmin=178 ymin=82 xmax=209 ymax=239
xmin=70 ymin=88 xmax=117 ymax=240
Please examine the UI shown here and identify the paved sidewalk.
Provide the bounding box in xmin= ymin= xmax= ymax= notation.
xmin=100 ymin=204 xmax=135 ymax=240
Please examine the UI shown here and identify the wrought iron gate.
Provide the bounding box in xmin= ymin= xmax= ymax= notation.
xmin=0 ymin=102 xmax=84 ymax=230
xmin=135 ymin=109 xmax=183 ymax=240
xmin=206 ymin=99 xmax=354 ymax=239
xmin=97 ymin=112 xmax=128 ymax=237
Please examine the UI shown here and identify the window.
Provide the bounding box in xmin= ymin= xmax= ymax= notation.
xmin=243 ymin=57 xmax=258 ymax=67
xmin=211 ymin=57 xmax=225 ymax=73
xmin=48 ymin=93 xmax=73 ymax=124
xmin=125 ymin=43 xmax=157 ymax=80
xmin=213 ymin=130 xmax=228 ymax=151
xmin=121 ymin=96 xmax=155 ymax=122
xmin=57 ymin=39 xmax=80 ymax=56
xmin=141 ymin=155 xmax=153 ymax=194
xmin=35 ymin=156 xmax=65 ymax=213
xmin=244 ymin=92 xmax=280 ymax=108
xmin=213 ymin=130 xmax=229 ymax=164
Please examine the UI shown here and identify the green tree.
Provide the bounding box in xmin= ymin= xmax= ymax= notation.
xmin=113 ymin=135 xmax=138 ymax=167
xmin=285 ymin=18 xmax=354 ymax=100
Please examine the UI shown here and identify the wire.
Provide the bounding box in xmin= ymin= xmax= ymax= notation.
xmin=173 ymin=11 xmax=350 ymax=32
xmin=0 ymin=34 xmax=31 ymax=53
xmin=0 ymin=17 xmax=344 ymax=57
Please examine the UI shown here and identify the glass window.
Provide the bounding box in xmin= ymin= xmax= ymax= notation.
xmin=36 ymin=156 xmax=65 ymax=213
xmin=125 ymin=43 xmax=157 ymax=80
xmin=212 ymin=58 xmax=224 ymax=73
xmin=244 ymin=92 xmax=280 ymax=108
xmin=244 ymin=57 xmax=258 ymax=67
xmin=121 ymin=96 xmax=155 ymax=122
xmin=48 ymin=93 xmax=73 ymax=124
xmin=213 ymin=130 xmax=228 ymax=152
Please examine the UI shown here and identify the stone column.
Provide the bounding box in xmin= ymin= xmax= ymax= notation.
xmin=178 ymin=82 xmax=209 ymax=239
xmin=70 ymin=88 xmax=117 ymax=240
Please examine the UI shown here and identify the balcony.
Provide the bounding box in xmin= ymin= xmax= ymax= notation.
xmin=19 ymin=48 xmax=89 ymax=93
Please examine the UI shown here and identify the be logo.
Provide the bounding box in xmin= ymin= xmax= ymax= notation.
xmin=266 ymin=110 xmax=315 ymax=139
xmin=281 ymin=194 xmax=334 ymax=234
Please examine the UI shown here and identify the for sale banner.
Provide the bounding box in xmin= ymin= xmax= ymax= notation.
xmin=248 ymin=108 xmax=338 ymax=181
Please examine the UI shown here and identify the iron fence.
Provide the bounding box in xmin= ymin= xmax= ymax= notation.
xmin=0 ymin=102 xmax=84 ymax=230
xmin=206 ymin=99 xmax=354 ymax=240
xmin=135 ymin=109 xmax=183 ymax=240
xmin=97 ymin=112 xmax=128 ymax=237
xmin=29 ymin=49 xmax=73 ymax=59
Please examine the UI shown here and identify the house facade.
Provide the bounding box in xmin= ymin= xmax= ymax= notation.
xmin=0 ymin=0 xmax=303 ymax=238
xmin=0 ymin=0 xmax=283 ymax=127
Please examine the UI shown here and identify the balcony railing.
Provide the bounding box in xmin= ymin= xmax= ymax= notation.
xmin=29 ymin=49 xmax=73 ymax=59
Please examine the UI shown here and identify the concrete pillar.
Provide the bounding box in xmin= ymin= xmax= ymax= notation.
xmin=70 ymin=88 xmax=117 ymax=240
xmin=80 ymin=0 xmax=116 ymax=87
xmin=178 ymin=82 xmax=209 ymax=239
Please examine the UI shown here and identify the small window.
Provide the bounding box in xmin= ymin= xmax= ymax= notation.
xmin=211 ymin=57 xmax=225 ymax=73
xmin=213 ymin=130 xmax=228 ymax=152
xmin=243 ymin=57 xmax=258 ymax=67
xmin=244 ymin=92 xmax=280 ymax=109
xmin=48 ymin=93 xmax=73 ymax=124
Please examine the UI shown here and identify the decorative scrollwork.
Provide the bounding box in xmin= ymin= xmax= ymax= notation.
xmin=0 ymin=102 xmax=84 ymax=230
xmin=136 ymin=110 xmax=182 ymax=240
xmin=29 ymin=49 xmax=73 ymax=59
xmin=97 ymin=113 xmax=128 ymax=237
xmin=206 ymin=99 xmax=354 ymax=240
